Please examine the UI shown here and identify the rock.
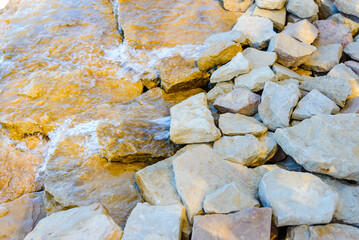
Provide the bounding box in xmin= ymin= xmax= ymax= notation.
xmin=0 ymin=192 xmax=45 ymax=240
xmin=122 ymin=203 xmax=185 ymax=240
xmin=170 ymin=93 xmax=221 ymax=144
xmin=287 ymin=12 xmax=319 ymax=24
xmin=274 ymin=114 xmax=359 ymax=181
xmin=252 ymin=7 xmax=286 ymax=30
xmin=314 ymin=0 xmax=339 ymax=19
xmin=25 ymin=204 xmax=123 ymax=240
xmin=300 ymin=76 xmax=352 ymax=107
xmin=292 ymin=89 xmax=340 ymax=120
xmin=221 ymin=0 xmax=254 ymax=12
xmin=255 ymin=0 xmax=286 ymax=9
xmin=286 ymin=224 xmax=359 ymax=240
xmin=192 ymin=208 xmax=272 ymax=240
xmin=204 ymin=30 xmax=246 ymax=47
xmin=313 ymin=20 xmax=353 ymax=47
xmin=344 ymin=42 xmax=359 ymax=61
xmin=341 ymin=96 xmax=359 ymax=113
xmin=213 ymin=88 xmax=261 ymax=115
xmin=234 ymin=66 xmax=277 ymax=91
xmin=268 ymin=33 xmax=317 ymax=68
xmin=207 ymin=81 xmax=234 ymax=102
xmin=210 ymin=52 xmax=251 ymax=83
xmin=242 ymin=48 xmax=277 ymax=69
xmin=345 ymin=60 xmax=359 ymax=75
xmin=258 ymin=81 xmax=301 ymax=131
xmin=328 ymin=63 xmax=359 ymax=98
xmin=276 ymin=156 xmax=305 ymax=172
xmin=218 ymin=113 xmax=268 ymax=136
xmin=303 ymin=44 xmax=343 ymax=72
xmin=203 ymin=182 xmax=259 ymax=214
xmin=282 ymin=20 xmax=319 ymax=44
xmin=259 ymin=168 xmax=338 ymax=226
xmin=356 ymin=34 xmax=359 ymax=42
xmin=329 ymin=13 xmax=359 ymax=36
xmin=272 ymin=63 xmax=302 ymax=81
xmin=232 ymin=16 xmax=276 ymax=49
xmin=286 ymin=0 xmax=319 ymax=18
xmin=335 ymin=0 xmax=359 ymax=18
xmin=197 ymin=40 xmax=242 ymax=71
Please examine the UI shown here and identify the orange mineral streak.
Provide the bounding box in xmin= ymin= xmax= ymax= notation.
xmin=0 ymin=0 xmax=143 ymax=140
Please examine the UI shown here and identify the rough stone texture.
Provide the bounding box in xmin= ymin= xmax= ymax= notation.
xmin=234 ymin=66 xmax=277 ymax=91
xmin=219 ymin=113 xmax=268 ymax=136
xmin=287 ymin=12 xmax=319 ymax=24
xmin=242 ymin=48 xmax=277 ymax=69
xmin=122 ymin=203 xmax=185 ymax=240
xmin=192 ymin=208 xmax=272 ymax=240
xmin=313 ymin=20 xmax=353 ymax=47
xmin=272 ymin=63 xmax=301 ymax=81
xmin=300 ymin=76 xmax=352 ymax=107
xmin=286 ymin=224 xmax=359 ymax=240
xmin=221 ymin=0 xmax=254 ymax=12
xmin=340 ymin=96 xmax=359 ymax=113
xmin=232 ymin=16 xmax=277 ymax=49
xmin=329 ymin=13 xmax=359 ymax=36
xmin=292 ymin=89 xmax=340 ymax=120
xmin=344 ymin=42 xmax=359 ymax=61
xmin=203 ymin=30 xmax=246 ymax=47
xmin=207 ymin=81 xmax=234 ymax=102
xmin=197 ymin=40 xmax=242 ymax=71
xmin=213 ymin=133 xmax=277 ymax=166
xmin=259 ymin=169 xmax=338 ymax=227
xmin=345 ymin=60 xmax=359 ymax=76
xmin=25 ymin=204 xmax=123 ymax=240
xmin=268 ymin=33 xmax=317 ymax=68
xmin=303 ymin=44 xmax=343 ymax=72
xmin=259 ymin=81 xmax=301 ymax=131
xmin=213 ymin=88 xmax=261 ymax=115
xmin=0 ymin=192 xmax=45 ymax=240
xmin=328 ymin=63 xmax=359 ymax=99
xmin=314 ymin=0 xmax=338 ymax=19
xmin=282 ymin=19 xmax=319 ymax=44
xmin=210 ymin=52 xmax=251 ymax=83
xmin=274 ymin=114 xmax=359 ymax=181
xmin=286 ymin=0 xmax=319 ymax=18
xmin=253 ymin=7 xmax=286 ymax=30
xmin=334 ymin=0 xmax=359 ymax=18
xmin=256 ymin=0 xmax=286 ymax=9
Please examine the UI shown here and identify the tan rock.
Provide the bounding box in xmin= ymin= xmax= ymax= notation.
xmin=218 ymin=113 xmax=268 ymax=136
xmin=286 ymin=0 xmax=319 ymax=18
xmin=344 ymin=42 xmax=359 ymax=61
xmin=253 ymin=7 xmax=286 ymax=30
xmin=340 ymin=96 xmax=359 ymax=113
xmin=203 ymin=30 xmax=246 ymax=47
xmin=282 ymin=19 xmax=319 ymax=44
xmin=206 ymin=81 xmax=234 ymax=102
xmin=272 ymin=63 xmax=302 ymax=81
xmin=242 ymin=47 xmax=277 ymax=69
xmin=234 ymin=66 xmax=277 ymax=91
xmin=255 ymin=0 xmax=286 ymax=9
xmin=334 ymin=0 xmax=359 ymax=18
xmin=286 ymin=224 xmax=359 ymax=240
xmin=328 ymin=63 xmax=359 ymax=98
xmin=221 ymin=0 xmax=254 ymax=12
xmin=303 ymin=44 xmax=343 ymax=72
xmin=313 ymin=20 xmax=353 ymax=47
xmin=329 ymin=13 xmax=359 ymax=36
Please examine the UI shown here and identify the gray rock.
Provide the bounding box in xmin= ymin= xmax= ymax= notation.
xmin=282 ymin=19 xmax=319 ymax=44
xmin=218 ymin=113 xmax=268 ymax=136
xmin=204 ymin=30 xmax=246 ymax=47
xmin=329 ymin=13 xmax=359 ymax=36
xmin=335 ymin=0 xmax=359 ymax=18
xmin=344 ymin=42 xmax=359 ymax=61
xmin=286 ymin=0 xmax=319 ymax=18
xmin=328 ymin=63 xmax=359 ymax=99
xmin=303 ymin=44 xmax=343 ymax=72
xmin=340 ymin=96 xmax=359 ymax=113
xmin=313 ymin=20 xmax=353 ymax=47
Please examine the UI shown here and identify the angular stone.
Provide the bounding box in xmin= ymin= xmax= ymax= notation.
xmin=314 ymin=0 xmax=338 ymax=19
xmin=203 ymin=30 xmax=246 ymax=47
xmin=286 ymin=0 xmax=319 ymax=18
xmin=213 ymin=88 xmax=261 ymax=115
xmin=335 ymin=0 xmax=359 ymax=18
xmin=341 ymin=96 xmax=359 ymax=113
xmin=25 ymin=204 xmax=123 ymax=240
xmin=192 ymin=208 xmax=272 ymax=240
xmin=272 ymin=63 xmax=302 ymax=81
xmin=122 ymin=203 xmax=185 ymax=240
xmin=259 ymin=81 xmax=301 ymax=131
xmin=170 ymin=93 xmax=221 ymax=144
xmin=207 ymin=81 xmax=234 ymax=102
xmin=300 ymin=76 xmax=352 ymax=107
xmin=210 ymin=52 xmax=251 ymax=83
xmin=287 ymin=12 xmax=319 ymax=24
xmin=252 ymin=7 xmax=286 ymax=30
xmin=234 ymin=66 xmax=277 ymax=91
xmin=345 ymin=60 xmax=359 ymax=75
xmin=242 ymin=48 xmax=277 ymax=69
xmin=259 ymin=168 xmax=338 ymax=226
xmin=282 ymin=19 xmax=319 ymax=44
xmin=344 ymin=42 xmax=359 ymax=61
xmin=221 ymin=0 xmax=254 ymax=12
xmin=303 ymin=44 xmax=343 ymax=72
xmin=197 ymin=40 xmax=242 ymax=71
xmin=232 ymin=16 xmax=276 ymax=49
xmin=292 ymin=89 xmax=340 ymax=120
xmin=274 ymin=114 xmax=359 ymax=181
xmin=329 ymin=13 xmax=359 ymax=36
xmin=0 ymin=192 xmax=45 ymax=240
xmin=218 ymin=113 xmax=268 ymax=136
xmin=286 ymin=224 xmax=359 ymax=240
xmin=268 ymin=33 xmax=317 ymax=68
xmin=314 ymin=20 xmax=353 ymax=47
xmin=255 ymin=0 xmax=286 ymax=9
xmin=328 ymin=63 xmax=359 ymax=98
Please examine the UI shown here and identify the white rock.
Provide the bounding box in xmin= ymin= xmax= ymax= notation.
xmin=206 ymin=81 xmax=234 ymax=102
xmin=282 ymin=19 xmax=319 ymax=44
xmin=259 ymin=168 xmax=338 ymax=226
xmin=286 ymin=224 xmax=359 ymax=240
xmin=0 ymin=0 xmax=9 ymax=9
xmin=287 ymin=0 xmax=319 ymax=18
xmin=335 ymin=0 xmax=359 ymax=18
xmin=170 ymin=93 xmax=221 ymax=144
xmin=210 ymin=52 xmax=251 ymax=83
xmin=218 ymin=113 xmax=268 ymax=136
xmin=274 ymin=114 xmax=359 ymax=181
xmin=234 ymin=67 xmax=277 ymax=92
xmin=258 ymin=81 xmax=301 ymax=131
xmin=272 ymin=63 xmax=301 ymax=81
xmin=204 ymin=30 xmax=246 ymax=48
xmin=252 ymin=7 xmax=286 ymax=30
xmin=222 ymin=0 xmax=254 ymax=12
xmin=242 ymin=48 xmax=277 ymax=69
xmin=344 ymin=42 xmax=359 ymax=61
xmin=328 ymin=63 xmax=359 ymax=99
xmin=255 ymin=0 xmax=286 ymax=9
xmin=303 ymin=44 xmax=343 ymax=72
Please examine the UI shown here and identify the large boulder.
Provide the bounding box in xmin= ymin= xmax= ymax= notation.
xmin=286 ymin=224 xmax=359 ymax=240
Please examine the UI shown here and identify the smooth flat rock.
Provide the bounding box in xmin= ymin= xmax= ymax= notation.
xmin=282 ymin=19 xmax=319 ymax=44
xmin=242 ymin=48 xmax=277 ymax=69
xmin=204 ymin=30 xmax=246 ymax=47
xmin=259 ymin=81 xmax=301 ymax=131
xmin=286 ymin=0 xmax=319 ymax=18
xmin=274 ymin=114 xmax=359 ymax=181
xmin=170 ymin=93 xmax=221 ymax=144
xmin=25 ymin=204 xmax=123 ymax=240
xmin=256 ymin=0 xmax=286 ymax=9
xmin=344 ymin=42 xmax=359 ymax=61
xmin=234 ymin=66 xmax=277 ymax=91
xmin=192 ymin=208 xmax=272 ymax=240
xmin=218 ymin=113 xmax=268 ymax=136
xmin=328 ymin=63 xmax=359 ymax=98
xmin=313 ymin=20 xmax=353 ymax=47
xmin=213 ymin=133 xmax=277 ymax=166
xmin=340 ymin=96 xmax=359 ymax=113
xmin=252 ymin=7 xmax=286 ymax=30
xmin=303 ymin=44 xmax=343 ymax=72
xmin=221 ymin=0 xmax=254 ymax=12
xmin=330 ymin=13 xmax=359 ymax=36
xmin=259 ymin=168 xmax=338 ymax=226
xmin=286 ymin=224 xmax=359 ymax=240
xmin=207 ymin=81 xmax=234 ymax=102
xmin=272 ymin=63 xmax=301 ymax=81
xmin=335 ymin=0 xmax=359 ymax=18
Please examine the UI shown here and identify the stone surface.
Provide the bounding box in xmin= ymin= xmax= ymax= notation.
xmin=234 ymin=66 xmax=277 ymax=91
xmin=329 ymin=13 xmax=359 ymax=36
xmin=268 ymin=33 xmax=317 ymax=68
xmin=122 ymin=203 xmax=185 ymax=240
xmin=210 ymin=52 xmax=251 ymax=83
xmin=25 ymin=203 xmax=123 ymax=240
xmin=335 ymin=0 xmax=359 ymax=18
xmin=344 ymin=42 xmax=359 ymax=61
xmin=192 ymin=208 xmax=272 ymax=240
xmin=207 ymin=81 xmax=234 ymax=102
xmin=328 ymin=63 xmax=359 ymax=99
xmin=232 ymin=16 xmax=276 ymax=49
xmin=259 ymin=81 xmax=301 ymax=131
xmin=286 ymin=0 xmax=319 ymax=18
xmin=314 ymin=20 xmax=353 ymax=47
xmin=300 ymin=76 xmax=352 ymax=107
xmin=170 ymin=93 xmax=221 ymax=144
xmin=213 ymin=88 xmax=261 ymax=115
xmin=203 ymin=30 xmax=246 ymax=47
xmin=272 ymin=63 xmax=302 ymax=81
xmin=218 ymin=113 xmax=268 ymax=136
xmin=256 ymin=0 xmax=286 ymax=9
xmin=0 ymin=192 xmax=45 ymax=240
xmin=282 ymin=20 xmax=319 ymax=44
xmin=303 ymin=44 xmax=343 ymax=72
xmin=259 ymin=169 xmax=338 ymax=226
xmin=315 ymin=0 xmax=338 ymax=19
xmin=253 ymin=7 xmax=286 ymax=30
xmin=292 ymin=89 xmax=340 ymax=120
xmin=341 ymin=96 xmax=359 ymax=113
xmin=213 ymin=133 xmax=277 ymax=166
xmin=286 ymin=224 xmax=359 ymax=240
xmin=221 ymin=0 xmax=254 ymax=12
xmin=242 ymin=48 xmax=277 ymax=69
xmin=286 ymin=12 xmax=319 ymax=24
xmin=345 ymin=60 xmax=359 ymax=75
xmin=274 ymin=114 xmax=359 ymax=181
